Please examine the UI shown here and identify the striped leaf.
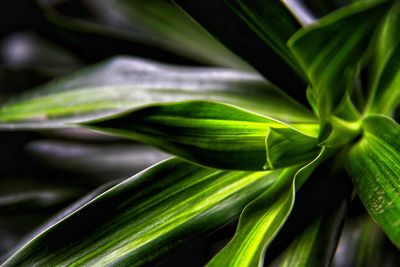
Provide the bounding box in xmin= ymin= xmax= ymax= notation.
xmin=288 ymin=0 xmax=391 ymax=120
xmin=272 ymin=201 xmax=347 ymax=267
xmin=86 ymin=101 xmax=319 ymax=170
xmin=346 ymin=115 xmax=400 ymax=248
xmin=174 ymin=0 xmax=308 ymax=103
xmin=113 ymin=0 xmax=249 ymax=69
xmin=36 ymin=0 xmax=245 ymax=68
xmin=366 ymin=2 xmax=400 ymax=116
xmin=332 ymin=217 xmax=387 ymax=267
xmin=0 ymin=56 xmax=315 ymax=129
xmin=206 ymin=148 xmax=325 ymax=266
xmin=3 ymin=158 xmax=283 ymax=266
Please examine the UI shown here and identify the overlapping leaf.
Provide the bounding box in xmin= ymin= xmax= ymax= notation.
xmin=346 ymin=115 xmax=400 ymax=248
xmin=174 ymin=0 xmax=307 ymax=101
xmin=206 ymin=148 xmax=325 ymax=266
xmin=86 ymin=101 xmax=319 ymax=170
xmin=36 ymin=0 xmax=246 ymax=67
xmin=332 ymin=217 xmax=392 ymax=267
xmin=3 ymin=158 xmax=281 ymax=266
xmin=0 ymin=56 xmax=315 ymax=129
xmin=113 ymin=0 xmax=249 ymax=69
xmin=366 ymin=2 xmax=400 ymax=116
xmin=272 ymin=201 xmax=346 ymax=267
xmin=288 ymin=0 xmax=391 ymax=120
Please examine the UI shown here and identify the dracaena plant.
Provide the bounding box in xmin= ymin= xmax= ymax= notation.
xmin=0 ymin=0 xmax=399 ymax=266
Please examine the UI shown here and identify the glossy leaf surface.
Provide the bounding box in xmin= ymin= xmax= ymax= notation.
xmin=0 ymin=56 xmax=315 ymax=129
xmin=346 ymin=115 xmax=400 ymax=248
xmin=366 ymin=2 xmax=400 ymax=116
xmin=207 ymin=148 xmax=325 ymax=266
xmin=4 ymin=158 xmax=280 ymax=266
xmin=288 ymin=1 xmax=390 ymax=119
xmin=87 ymin=101 xmax=319 ymax=170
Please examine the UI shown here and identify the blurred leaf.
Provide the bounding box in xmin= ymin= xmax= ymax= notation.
xmin=332 ymin=216 xmax=396 ymax=267
xmin=0 ymin=175 xmax=81 ymax=213
xmin=0 ymin=228 xmax=21 ymax=258
xmin=111 ymin=0 xmax=250 ymax=69
xmin=0 ymin=32 xmax=81 ymax=75
xmin=174 ymin=0 xmax=308 ymax=103
xmin=3 ymin=158 xmax=281 ymax=266
xmin=0 ymin=180 xmax=118 ymax=263
xmin=272 ymin=201 xmax=346 ymax=267
xmin=0 ymin=56 xmax=315 ymax=129
xmin=353 ymin=218 xmax=387 ymax=267
xmin=0 ymin=32 xmax=81 ymax=102
xmin=346 ymin=115 xmax=400 ymax=248
xmin=37 ymin=0 xmax=247 ymax=68
xmin=86 ymin=101 xmax=319 ymax=170
xmin=288 ymin=1 xmax=390 ymax=120
xmin=282 ymin=0 xmax=316 ymax=25
xmin=0 ymin=67 xmax=54 ymax=103
xmin=35 ymin=0 xmax=194 ymax=65
xmin=207 ymin=148 xmax=325 ymax=266
xmin=366 ymin=2 xmax=400 ymax=116
xmin=27 ymin=140 xmax=169 ymax=180
xmin=297 ymin=0 xmax=352 ymax=18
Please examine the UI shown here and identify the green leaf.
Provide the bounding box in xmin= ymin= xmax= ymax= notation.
xmin=272 ymin=201 xmax=347 ymax=267
xmin=366 ymin=2 xmax=400 ymax=116
xmin=346 ymin=115 xmax=400 ymax=248
xmin=288 ymin=1 xmax=391 ymax=120
xmin=3 ymin=158 xmax=281 ymax=266
xmin=174 ymin=0 xmax=308 ymax=102
xmin=114 ymin=0 xmax=250 ymax=69
xmin=332 ymin=216 xmax=392 ymax=267
xmin=0 ymin=56 xmax=315 ymax=129
xmin=224 ymin=0 xmax=305 ymax=74
xmin=206 ymin=148 xmax=325 ymax=267
xmin=36 ymin=0 xmax=245 ymax=68
xmin=86 ymin=101 xmax=319 ymax=170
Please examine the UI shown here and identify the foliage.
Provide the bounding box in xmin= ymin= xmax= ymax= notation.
xmin=0 ymin=0 xmax=399 ymax=266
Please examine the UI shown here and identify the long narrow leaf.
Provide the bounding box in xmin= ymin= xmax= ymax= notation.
xmin=3 ymin=158 xmax=283 ymax=266
xmin=0 ymin=56 xmax=315 ymax=129
xmin=346 ymin=115 xmax=400 ymax=248
xmin=272 ymin=201 xmax=347 ymax=267
xmin=288 ymin=1 xmax=390 ymax=120
xmin=206 ymin=148 xmax=325 ymax=266
xmin=332 ymin=217 xmax=389 ymax=267
xmin=35 ymin=0 xmax=231 ymax=66
xmin=174 ymin=0 xmax=307 ymax=102
xmin=86 ymin=101 xmax=319 ymax=170
xmin=27 ymin=140 xmax=169 ymax=180
xmin=366 ymin=2 xmax=400 ymax=116
xmin=114 ymin=0 xmax=249 ymax=69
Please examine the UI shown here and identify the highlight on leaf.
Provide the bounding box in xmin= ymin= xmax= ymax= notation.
xmin=0 ymin=0 xmax=399 ymax=266
xmin=84 ymin=100 xmax=319 ymax=171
